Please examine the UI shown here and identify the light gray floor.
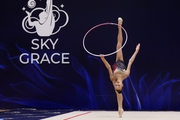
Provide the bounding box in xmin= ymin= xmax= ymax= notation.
xmin=42 ymin=111 xmax=180 ymax=120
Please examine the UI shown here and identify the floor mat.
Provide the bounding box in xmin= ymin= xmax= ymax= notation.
xmin=0 ymin=108 xmax=73 ymax=120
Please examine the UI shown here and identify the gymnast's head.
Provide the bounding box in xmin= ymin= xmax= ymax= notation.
xmin=39 ymin=11 xmax=48 ymax=24
xmin=114 ymin=80 xmax=123 ymax=94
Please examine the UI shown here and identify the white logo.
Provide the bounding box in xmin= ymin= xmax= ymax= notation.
xmin=22 ymin=0 xmax=69 ymax=37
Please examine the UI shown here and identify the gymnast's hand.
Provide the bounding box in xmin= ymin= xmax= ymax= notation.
xmin=25 ymin=11 xmax=31 ymax=16
xmin=100 ymin=54 xmax=105 ymax=59
xmin=136 ymin=43 xmax=140 ymax=52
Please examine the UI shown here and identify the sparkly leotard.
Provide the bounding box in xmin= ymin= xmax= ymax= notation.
xmin=112 ymin=60 xmax=126 ymax=72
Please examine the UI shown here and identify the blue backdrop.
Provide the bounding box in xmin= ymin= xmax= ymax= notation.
xmin=0 ymin=0 xmax=180 ymax=110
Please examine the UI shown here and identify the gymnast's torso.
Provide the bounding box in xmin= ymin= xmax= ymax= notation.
xmin=111 ymin=60 xmax=128 ymax=81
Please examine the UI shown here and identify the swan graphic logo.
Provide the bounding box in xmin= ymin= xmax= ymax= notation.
xmin=22 ymin=0 xmax=69 ymax=37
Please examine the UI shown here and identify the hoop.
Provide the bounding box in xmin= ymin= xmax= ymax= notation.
xmin=82 ymin=22 xmax=128 ymax=57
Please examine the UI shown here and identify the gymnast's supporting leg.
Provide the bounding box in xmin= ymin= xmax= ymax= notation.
xmin=117 ymin=93 xmax=124 ymax=118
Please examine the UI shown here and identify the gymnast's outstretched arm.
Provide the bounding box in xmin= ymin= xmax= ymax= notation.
xmin=125 ymin=43 xmax=140 ymax=75
xmin=25 ymin=11 xmax=35 ymax=26
xmin=100 ymin=54 xmax=114 ymax=80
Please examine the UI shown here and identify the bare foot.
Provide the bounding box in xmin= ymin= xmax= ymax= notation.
xmin=118 ymin=109 xmax=124 ymax=118
xmin=118 ymin=17 xmax=123 ymax=25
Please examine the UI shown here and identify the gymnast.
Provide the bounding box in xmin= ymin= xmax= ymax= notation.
xmin=25 ymin=0 xmax=55 ymax=36
xmin=100 ymin=17 xmax=140 ymax=118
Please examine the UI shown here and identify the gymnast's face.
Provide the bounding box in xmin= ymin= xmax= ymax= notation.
xmin=114 ymin=80 xmax=123 ymax=91
xmin=39 ymin=11 xmax=48 ymax=24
